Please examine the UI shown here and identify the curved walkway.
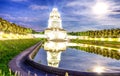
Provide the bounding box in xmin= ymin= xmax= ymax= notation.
xmin=8 ymin=42 xmax=55 ymax=76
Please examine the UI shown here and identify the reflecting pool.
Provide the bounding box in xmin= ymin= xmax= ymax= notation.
xmin=34 ymin=41 xmax=120 ymax=73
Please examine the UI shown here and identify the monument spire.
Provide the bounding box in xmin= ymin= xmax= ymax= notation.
xmin=45 ymin=8 xmax=67 ymax=40
xmin=48 ymin=8 xmax=62 ymax=29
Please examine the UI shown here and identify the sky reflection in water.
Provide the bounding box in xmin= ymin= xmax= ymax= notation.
xmin=34 ymin=41 xmax=120 ymax=73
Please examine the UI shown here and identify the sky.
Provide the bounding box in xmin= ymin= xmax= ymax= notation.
xmin=0 ymin=0 xmax=120 ymax=32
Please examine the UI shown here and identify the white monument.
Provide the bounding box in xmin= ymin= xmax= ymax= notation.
xmin=45 ymin=8 xmax=67 ymax=40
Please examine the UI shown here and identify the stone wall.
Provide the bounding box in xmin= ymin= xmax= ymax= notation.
xmin=25 ymin=42 xmax=120 ymax=76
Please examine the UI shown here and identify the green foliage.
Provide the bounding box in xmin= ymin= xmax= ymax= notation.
xmin=0 ymin=17 xmax=33 ymax=34
xmin=71 ymin=39 xmax=120 ymax=48
xmin=32 ymin=30 xmax=44 ymax=34
xmin=70 ymin=46 xmax=120 ymax=60
xmin=68 ymin=28 xmax=120 ymax=38
xmin=0 ymin=38 xmax=43 ymax=76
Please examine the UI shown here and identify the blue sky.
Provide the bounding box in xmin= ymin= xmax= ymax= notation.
xmin=0 ymin=0 xmax=120 ymax=32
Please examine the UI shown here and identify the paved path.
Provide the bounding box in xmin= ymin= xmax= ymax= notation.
xmin=8 ymin=42 xmax=120 ymax=76
xmin=9 ymin=43 xmax=55 ymax=76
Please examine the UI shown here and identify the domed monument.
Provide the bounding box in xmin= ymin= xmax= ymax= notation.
xmin=45 ymin=8 xmax=67 ymax=40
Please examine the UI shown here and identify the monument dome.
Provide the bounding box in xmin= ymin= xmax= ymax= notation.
xmin=45 ymin=8 xmax=67 ymax=40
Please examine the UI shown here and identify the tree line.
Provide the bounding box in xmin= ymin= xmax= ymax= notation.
xmin=0 ymin=18 xmax=33 ymax=34
xmin=70 ymin=46 xmax=120 ymax=60
xmin=68 ymin=28 xmax=120 ymax=38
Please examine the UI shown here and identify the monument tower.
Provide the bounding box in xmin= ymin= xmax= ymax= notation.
xmin=45 ymin=8 xmax=67 ymax=40
xmin=48 ymin=8 xmax=62 ymax=29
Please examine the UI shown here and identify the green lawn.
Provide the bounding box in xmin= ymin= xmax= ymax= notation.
xmin=0 ymin=38 xmax=43 ymax=76
xmin=71 ymin=39 xmax=120 ymax=48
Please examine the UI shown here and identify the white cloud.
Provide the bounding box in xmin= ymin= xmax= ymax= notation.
xmin=17 ymin=17 xmax=38 ymax=22
xmin=11 ymin=0 xmax=28 ymax=2
xmin=66 ymin=0 xmax=118 ymax=15
xmin=29 ymin=4 xmax=48 ymax=10
xmin=0 ymin=13 xmax=15 ymax=20
xmin=0 ymin=13 xmax=39 ymax=22
xmin=63 ymin=21 xmax=98 ymax=32
xmin=17 ymin=22 xmax=33 ymax=28
xmin=64 ymin=0 xmax=94 ymax=18
xmin=66 ymin=1 xmax=79 ymax=7
xmin=96 ymin=17 xmax=120 ymax=25
xmin=66 ymin=0 xmax=93 ymax=7
xmin=64 ymin=0 xmax=120 ymax=25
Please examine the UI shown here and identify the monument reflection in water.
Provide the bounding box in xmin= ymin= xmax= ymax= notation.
xmin=33 ymin=8 xmax=120 ymax=73
xmin=34 ymin=42 xmax=120 ymax=72
xmin=44 ymin=41 xmax=67 ymax=67
xmin=44 ymin=8 xmax=68 ymax=67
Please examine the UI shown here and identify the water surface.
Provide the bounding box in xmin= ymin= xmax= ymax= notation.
xmin=34 ymin=41 xmax=120 ymax=73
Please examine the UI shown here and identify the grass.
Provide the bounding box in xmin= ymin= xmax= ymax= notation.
xmin=0 ymin=38 xmax=43 ymax=76
xmin=71 ymin=39 xmax=120 ymax=48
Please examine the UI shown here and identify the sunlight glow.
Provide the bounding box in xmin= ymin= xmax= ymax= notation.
xmin=92 ymin=2 xmax=109 ymax=16
xmin=93 ymin=66 xmax=105 ymax=73
xmin=118 ymin=38 xmax=120 ymax=42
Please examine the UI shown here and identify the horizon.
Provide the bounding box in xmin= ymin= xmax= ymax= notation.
xmin=0 ymin=0 xmax=120 ymax=32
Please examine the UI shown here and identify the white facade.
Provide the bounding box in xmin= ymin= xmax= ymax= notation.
xmin=44 ymin=41 xmax=67 ymax=51
xmin=45 ymin=29 xmax=67 ymax=40
xmin=45 ymin=8 xmax=67 ymax=40
xmin=48 ymin=8 xmax=62 ymax=29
